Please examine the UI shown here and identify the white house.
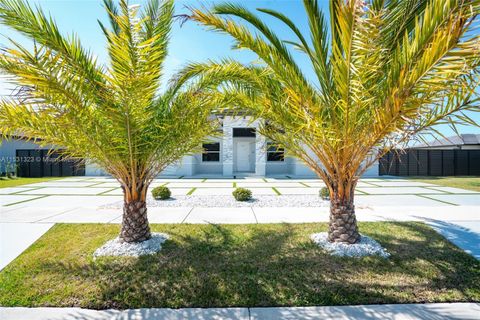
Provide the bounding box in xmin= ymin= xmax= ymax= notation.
xmin=1 ymin=115 xmax=379 ymax=178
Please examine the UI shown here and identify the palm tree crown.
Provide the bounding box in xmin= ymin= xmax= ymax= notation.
xmin=184 ymin=0 xmax=480 ymax=243
xmin=0 ymin=0 xmax=222 ymax=242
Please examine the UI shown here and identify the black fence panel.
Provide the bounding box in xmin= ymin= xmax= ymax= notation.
xmin=470 ymin=151 xmax=480 ymax=175
xmin=15 ymin=149 xmax=85 ymax=177
xmin=16 ymin=150 xmax=31 ymax=177
xmin=418 ymin=150 xmax=429 ymax=176
xmin=456 ymin=151 xmax=469 ymax=175
xmin=429 ymin=150 xmax=443 ymax=176
xmin=379 ymin=149 xmax=480 ymax=176
xmin=407 ymin=151 xmax=418 ymax=176
xmin=442 ymin=150 xmax=455 ymax=176
xmin=398 ymin=152 xmax=409 ymax=176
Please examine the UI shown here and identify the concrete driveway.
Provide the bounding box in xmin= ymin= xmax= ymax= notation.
xmin=1 ymin=176 xmax=479 ymax=208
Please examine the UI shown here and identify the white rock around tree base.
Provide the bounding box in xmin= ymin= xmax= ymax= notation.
xmin=311 ymin=232 xmax=390 ymax=258
xmin=94 ymin=233 xmax=169 ymax=257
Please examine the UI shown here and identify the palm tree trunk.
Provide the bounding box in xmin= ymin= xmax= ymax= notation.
xmin=120 ymin=200 xmax=151 ymax=243
xmin=328 ymin=192 xmax=360 ymax=244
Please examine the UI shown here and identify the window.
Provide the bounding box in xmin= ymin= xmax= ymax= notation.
xmin=233 ymin=128 xmax=256 ymax=137
xmin=267 ymin=143 xmax=284 ymax=162
xmin=202 ymin=143 xmax=220 ymax=162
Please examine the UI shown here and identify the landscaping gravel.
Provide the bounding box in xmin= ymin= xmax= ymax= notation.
xmin=94 ymin=233 xmax=169 ymax=257
xmin=310 ymin=232 xmax=390 ymax=258
xmin=103 ymin=195 xmax=329 ymax=209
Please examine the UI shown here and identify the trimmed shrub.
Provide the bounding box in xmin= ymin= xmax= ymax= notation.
xmin=151 ymin=186 xmax=171 ymax=200
xmin=6 ymin=172 xmax=17 ymax=179
xmin=232 ymin=187 xmax=252 ymax=201
xmin=319 ymin=187 xmax=330 ymax=200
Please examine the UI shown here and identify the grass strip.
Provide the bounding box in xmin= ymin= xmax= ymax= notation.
xmin=9 ymin=186 xmax=46 ymax=195
xmin=0 ymin=177 xmax=61 ymax=189
xmin=416 ymin=194 xmax=458 ymax=206
xmin=4 ymin=195 xmax=49 ymax=207
xmin=96 ymin=188 xmax=119 ymax=196
xmin=272 ymin=187 xmax=281 ymax=195
xmin=406 ymin=176 xmax=480 ymax=192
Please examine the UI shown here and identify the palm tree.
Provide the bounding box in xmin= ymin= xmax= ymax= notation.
xmin=184 ymin=0 xmax=480 ymax=243
xmin=0 ymin=0 xmax=224 ymax=243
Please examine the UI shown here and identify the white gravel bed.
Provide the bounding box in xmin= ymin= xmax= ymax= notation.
xmin=94 ymin=233 xmax=169 ymax=257
xmin=311 ymin=232 xmax=390 ymax=258
xmin=102 ymin=195 xmax=329 ymax=209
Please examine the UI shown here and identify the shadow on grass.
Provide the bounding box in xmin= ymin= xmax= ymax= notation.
xmin=2 ymin=222 xmax=479 ymax=310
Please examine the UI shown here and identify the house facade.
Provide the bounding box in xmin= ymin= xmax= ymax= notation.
xmin=157 ymin=115 xmax=319 ymax=177
xmin=85 ymin=115 xmax=321 ymax=177
xmin=1 ymin=115 xmax=379 ymax=177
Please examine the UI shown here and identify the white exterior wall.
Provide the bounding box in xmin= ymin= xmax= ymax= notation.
xmin=195 ymin=136 xmax=223 ymax=174
xmin=85 ymin=161 xmax=107 ymax=176
xmin=161 ymin=116 xmax=378 ymax=178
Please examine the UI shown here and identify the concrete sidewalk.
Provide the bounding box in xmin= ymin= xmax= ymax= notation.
xmin=2 ymin=205 xmax=480 ymax=224
xmin=2 ymin=303 xmax=479 ymax=319
xmin=0 ymin=223 xmax=54 ymax=270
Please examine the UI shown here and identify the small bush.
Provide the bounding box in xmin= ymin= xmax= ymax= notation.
xmin=232 ymin=187 xmax=252 ymax=201
xmin=151 ymin=186 xmax=171 ymax=200
xmin=319 ymin=187 xmax=330 ymax=200
xmin=6 ymin=172 xmax=17 ymax=179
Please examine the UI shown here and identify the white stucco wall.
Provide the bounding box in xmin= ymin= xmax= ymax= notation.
xmin=85 ymin=161 xmax=108 ymax=176
xmin=195 ymin=136 xmax=223 ymax=175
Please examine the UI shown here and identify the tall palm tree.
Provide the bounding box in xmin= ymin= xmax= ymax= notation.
xmin=0 ymin=0 xmax=224 ymax=243
xmin=184 ymin=0 xmax=480 ymax=243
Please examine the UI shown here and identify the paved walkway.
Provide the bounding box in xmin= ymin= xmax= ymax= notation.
xmin=0 ymin=223 xmax=54 ymax=270
xmin=2 ymin=303 xmax=479 ymax=319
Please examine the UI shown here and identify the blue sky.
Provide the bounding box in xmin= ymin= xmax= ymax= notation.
xmin=0 ymin=0 xmax=478 ymax=136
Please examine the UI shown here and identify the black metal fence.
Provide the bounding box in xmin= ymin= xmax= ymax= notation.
xmin=379 ymin=149 xmax=480 ymax=176
xmin=15 ymin=149 xmax=85 ymax=177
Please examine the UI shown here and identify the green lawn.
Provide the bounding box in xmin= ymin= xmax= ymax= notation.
xmin=0 ymin=222 xmax=478 ymax=309
xmin=0 ymin=177 xmax=63 ymax=188
xmin=406 ymin=176 xmax=480 ymax=192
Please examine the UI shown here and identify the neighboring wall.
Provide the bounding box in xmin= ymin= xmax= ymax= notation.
xmin=0 ymin=138 xmax=52 ymax=173
xmin=379 ymin=148 xmax=480 ymax=176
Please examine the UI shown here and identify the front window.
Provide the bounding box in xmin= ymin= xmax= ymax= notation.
xmin=202 ymin=143 xmax=220 ymax=162
xmin=233 ymin=128 xmax=256 ymax=137
xmin=267 ymin=142 xmax=284 ymax=162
